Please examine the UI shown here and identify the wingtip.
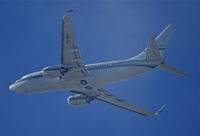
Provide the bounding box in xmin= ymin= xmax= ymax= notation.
xmin=67 ymin=6 xmax=75 ymax=13
xmin=168 ymin=24 xmax=176 ymax=28
xmin=154 ymin=104 xmax=167 ymax=116
xmin=63 ymin=6 xmax=75 ymax=19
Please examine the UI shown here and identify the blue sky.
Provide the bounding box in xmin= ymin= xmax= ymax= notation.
xmin=0 ymin=0 xmax=199 ymax=136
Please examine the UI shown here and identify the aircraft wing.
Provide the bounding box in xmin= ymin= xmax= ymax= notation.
xmin=96 ymin=88 xmax=166 ymax=116
xmin=61 ymin=8 xmax=89 ymax=78
xmin=74 ymin=87 xmax=166 ymax=116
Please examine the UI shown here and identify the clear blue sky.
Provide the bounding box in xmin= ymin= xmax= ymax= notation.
xmin=0 ymin=0 xmax=199 ymax=136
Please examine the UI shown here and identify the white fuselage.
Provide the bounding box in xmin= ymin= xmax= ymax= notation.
xmin=9 ymin=59 xmax=160 ymax=93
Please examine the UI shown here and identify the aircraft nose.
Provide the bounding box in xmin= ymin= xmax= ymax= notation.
xmin=9 ymin=83 xmax=20 ymax=92
xmin=9 ymin=84 xmax=15 ymax=91
xmin=9 ymin=82 xmax=25 ymax=92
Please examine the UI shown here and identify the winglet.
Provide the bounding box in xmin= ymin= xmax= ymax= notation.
xmin=67 ymin=6 xmax=75 ymax=13
xmin=154 ymin=104 xmax=166 ymax=116
xmin=63 ymin=6 xmax=75 ymax=19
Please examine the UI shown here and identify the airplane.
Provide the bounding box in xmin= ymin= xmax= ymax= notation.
xmin=9 ymin=8 xmax=188 ymax=116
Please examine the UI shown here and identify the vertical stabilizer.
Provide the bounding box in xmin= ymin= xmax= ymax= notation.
xmin=156 ymin=24 xmax=176 ymax=57
xmin=130 ymin=24 xmax=176 ymax=61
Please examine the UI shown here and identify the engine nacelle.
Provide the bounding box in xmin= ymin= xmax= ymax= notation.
xmin=67 ymin=94 xmax=93 ymax=106
xmin=42 ymin=65 xmax=69 ymax=78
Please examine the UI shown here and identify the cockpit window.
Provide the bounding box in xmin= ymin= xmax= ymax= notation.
xmin=22 ymin=71 xmax=42 ymax=79
xmin=15 ymin=71 xmax=42 ymax=82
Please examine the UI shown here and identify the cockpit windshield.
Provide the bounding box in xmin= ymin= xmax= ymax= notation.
xmin=15 ymin=71 xmax=42 ymax=82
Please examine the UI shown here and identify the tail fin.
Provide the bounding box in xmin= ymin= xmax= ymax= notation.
xmin=131 ymin=24 xmax=176 ymax=61
xmin=128 ymin=24 xmax=188 ymax=77
xmin=156 ymin=24 xmax=176 ymax=57
xmin=147 ymin=33 xmax=188 ymax=77
xmin=158 ymin=63 xmax=189 ymax=77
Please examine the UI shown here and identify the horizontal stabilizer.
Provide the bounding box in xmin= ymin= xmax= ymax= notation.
xmin=146 ymin=35 xmax=162 ymax=62
xmin=158 ymin=63 xmax=188 ymax=77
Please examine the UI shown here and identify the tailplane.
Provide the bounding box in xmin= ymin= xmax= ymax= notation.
xmin=157 ymin=63 xmax=189 ymax=77
xmin=146 ymin=34 xmax=188 ymax=77
xmin=128 ymin=24 xmax=188 ymax=77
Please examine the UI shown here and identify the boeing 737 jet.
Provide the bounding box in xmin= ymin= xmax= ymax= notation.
xmin=9 ymin=8 xmax=187 ymax=116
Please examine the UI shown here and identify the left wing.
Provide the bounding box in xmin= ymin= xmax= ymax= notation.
xmin=61 ymin=8 xmax=89 ymax=78
xmin=74 ymin=87 xmax=166 ymax=116
xmin=96 ymin=88 xmax=165 ymax=116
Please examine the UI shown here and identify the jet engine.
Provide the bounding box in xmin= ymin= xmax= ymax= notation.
xmin=42 ymin=65 xmax=69 ymax=78
xmin=67 ymin=94 xmax=93 ymax=106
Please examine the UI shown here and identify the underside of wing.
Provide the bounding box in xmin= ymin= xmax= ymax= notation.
xmin=61 ymin=8 xmax=89 ymax=78
xmin=96 ymin=88 xmax=157 ymax=116
xmin=72 ymin=86 xmax=165 ymax=116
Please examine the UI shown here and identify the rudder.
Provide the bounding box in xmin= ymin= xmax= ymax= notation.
xmin=155 ymin=24 xmax=176 ymax=57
